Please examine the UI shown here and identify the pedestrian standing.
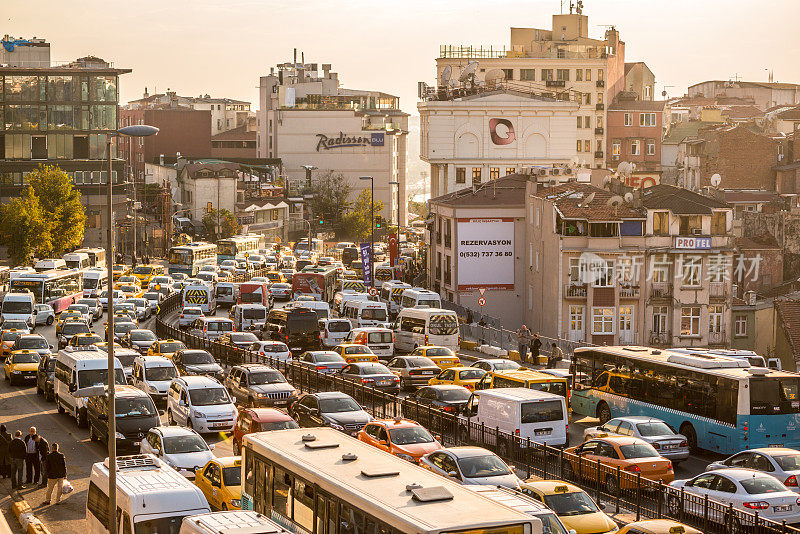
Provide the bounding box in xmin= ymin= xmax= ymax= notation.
xmin=36 ymin=434 xmax=49 ymax=488
xmin=9 ymin=431 xmax=26 ymax=489
xmin=0 ymin=424 xmax=10 ymax=478
xmin=516 ymin=325 xmax=531 ymax=364
xmin=531 ymin=333 xmax=543 ymax=366
xmin=549 ymin=343 xmax=564 ymax=369
xmin=24 ymin=427 xmax=40 ymax=485
xmin=44 ymin=443 xmax=67 ymax=506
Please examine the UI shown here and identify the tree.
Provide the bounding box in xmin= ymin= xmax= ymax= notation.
xmin=202 ymin=208 xmax=241 ymax=241
xmin=26 ymin=165 xmax=86 ymax=256
xmin=407 ymin=199 xmax=428 ymax=220
xmin=0 ymin=186 xmax=52 ymax=266
xmin=307 ymin=171 xmax=351 ymax=233
xmin=342 ymin=189 xmax=384 ymax=242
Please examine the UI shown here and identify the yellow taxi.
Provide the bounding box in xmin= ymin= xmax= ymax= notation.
xmin=132 ymin=264 xmax=163 ymax=285
xmin=617 ymin=522 xmax=699 ymax=534
xmin=410 ymin=346 xmax=460 ymax=370
xmin=118 ymin=284 xmax=143 ymax=299
xmin=195 ymin=456 xmax=242 ymax=511
xmin=427 ymin=366 xmax=486 ymax=391
xmin=519 ymin=480 xmax=618 ymax=534
xmin=0 ymin=329 xmax=24 ymax=361
xmin=4 ymin=349 xmax=41 ymax=386
xmin=333 ymin=343 xmax=379 ymax=364
xmin=56 ymin=311 xmax=84 ymax=335
xmin=115 ymin=275 xmax=141 ymax=289
xmin=93 ymin=341 xmax=124 ymax=352
xmin=147 ymin=339 xmax=187 ymax=359
xmin=66 ymin=333 xmax=104 ymax=350
xmin=112 ymin=264 xmax=130 ymax=282
xmin=265 ymin=271 xmax=286 ymax=284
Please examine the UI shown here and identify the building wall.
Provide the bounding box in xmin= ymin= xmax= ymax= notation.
xmin=736 ymin=247 xmax=783 ymax=292
xmin=607 ymin=107 xmax=663 ymax=170
xmin=184 ymin=175 xmax=236 ymax=220
xmin=699 ymin=126 xmax=783 ymax=190
xmin=688 ymin=81 xmax=800 ymax=110
xmin=624 ymin=64 xmax=655 ymax=100
xmin=209 ymin=141 xmax=256 ymax=159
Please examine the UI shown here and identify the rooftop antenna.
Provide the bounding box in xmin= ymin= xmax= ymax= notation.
xmin=711 ymin=173 xmax=722 ymax=188
xmin=439 ymin=65 xmax=452 ymax=88
xmin=459 ymin=61 xmax=479 ymax=88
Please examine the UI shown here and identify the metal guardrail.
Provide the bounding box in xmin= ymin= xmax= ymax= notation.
xmin=155 ymin=294 xmax=800 ymax=534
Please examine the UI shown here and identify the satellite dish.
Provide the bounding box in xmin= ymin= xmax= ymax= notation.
xmin=440 ymin=65 xmax=452 ymax=87
xmin=624 ymin=192 xmax=634 ymax=203
xmin=711 ymin=173 xmax=722 ymax=188
xmin=484 ymin=69 xmax=506 ymax=86
xmin=580 ymin=192 xmax=596 ymax=207
xmin=603 ymin=175 xmax=612 ymax=186
xmin=459 ymin=61 xmax=479 ymax=83
xmin=606 ymin=195 xmax=624 ymax=207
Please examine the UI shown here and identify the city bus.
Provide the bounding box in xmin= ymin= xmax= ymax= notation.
xmin=75 ymin=247 xmax=107 ymax=270
xmin=571 ymin=346 xmax=800 ymax=455
xmin=291 ymin=266 xmax=338 ymax=302
xmin=241 ymin=427 xmax=539 ymax=534
xmin=9 ymin=269 xmax=84 ymax=313
xmin=217 ymin=234 xmax=266 ymax=262
xmin=167 ymin=242 xmax=218 ymax=276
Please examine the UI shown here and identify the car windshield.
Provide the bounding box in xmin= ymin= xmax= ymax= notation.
xmin=407 ymin=357 xmax=436 ymax=368
xmin=208 ymin=321 xmax=233 ymax=332
xmin=159 ymin=342 xmax=185 ymax=353
xmin=78 ymin=369 xmax=126 ymax=389
xmin=2 ymin=332 xmax=21 ymax=343
xmin=146 ymin=366 xmax=177 ymax=381
xmin=231 ymin=333 xmax=259 ymax=343
xmin=132 ymin=267 xmax=152 ymax=275
xmin=318 ymin=397 xmax=361 ymax=413
xmin=347 ymin=345 xmax=372 ymax=354
xmin=242 ymin=309 xmax=266 ymax=320
xmin=493 ymin=360 xmax=522 ymax=371
xmin=264 ymin=420 xmax=300 ymax=431
xmin=249 ymin=370 xmax=286 ymax=385
xmin=259 ymin=343 xmax=288 ymax=353
xmin=543 ymin=491 xmax=601 ymax=516
xmin=143 ymin=293 xmax=159 ymax=301
xmin=115 ymin=353 xmax=137 ymax=368
xmin=134 ymin=515 xmax=185 ymax=534
xmin=116 ymin=397 xmax=157 ymax=418
xmin=18 ymin=337 xmax=48 ymax=349
xmin=774 ymin=454 xmax=800 ymax=471
xmin=182 ymin=351 xmax=214 ymax=364
xmin=78 ymin=300 xmax=97 ymax=308
xmin=741 ymin=476 xmax=787 ymax=494
xmin=163 ymin=435 xmax=208 ymax=454
xmin=426 ymin=347 xmax=456 ymax=357
xmin=2 ymin=301 xmax=33 ymax=314
xmin=129 ymin=299 xmax=147 ymax=307
xmin=458 ymin=369 xmax=485 ymax=380
xmin=69 ymin=305 xmax=88 ymax=313
xmin=189 ymin=388 xmax=230 ymax=406
xmin=131 ymin=331 xmax=157 ymax=341
xmin=636 ymin=421 xmax=675 ymax=437
xmin=114 ymin=323 xmax=136 ymax=334
xmin=222 ymin=466 xmax=241 ymax=486
xmin=367 ymin=332 xmax=393 ymax=344
xmin=521 ymin=400 xmax=564 ymax=423
xmin=327 ymin=321 xmax=351 ymax=333
xmin=619 ymin=442 xmax=660 ymax=459
xmin=389 ymin=426 xmax=434 ymax=445
xmin=429 ymin=314 xmax=458 ymax=336
xmin=361 ymin=308 xmax=387 ymax=321
xmin=439 ymin=388 xmax=471 ymax=402
xmin=12 ymin=352 xmax=40 ymax=363
xmin=359 ymin=364 xmax=391 ymax=375
xmin=456 ymin=454 xmax=511 ymax=478
xmin=313 ymin=353 xmax=342 ymax=363
xmin=75 ymin=335 xmax=102 ymax=346
xmin=63 ymin=323 xmax=90 ymax=336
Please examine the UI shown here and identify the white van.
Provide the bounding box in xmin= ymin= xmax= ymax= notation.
xmin=214 ymin=281 xmax=238 ymax=307
xmin=34 ymin=258 xmax=66 ymax=272
xmin=183 ymin=283 xmax=216 ymax=314
xmin=132 ymin=356 xmax=179 ymax=402
xmin=400 ymin=288 xmax=441 ymax=309
xmin=380 ymin=280 xmax=411 ymax=316
xmin=461 ymin=388 xmax=568 ymax=448
xmin=333 ymin=290 xmax=369 ymax=316
xmin=166 ymin=376 xmax=238 ymax=433
xmin=87 ymin=454 xmax=210 ymax=534
xmin=393 ymin=307 xmax=459 ymax=352
xmin=320 ymin=318 xmax=352 ymax=348
xmin=180 ymin=511 xmax=291 ymax=534
xmin=63 ymin=252 xmax=91 ymax=270
xmin=1 ymin=292 xmax=36 ymax=326
xmin=293 ymin=299 xmax=330 ymax=319
xmin=348 ymin=326 xmax=394 ymax=359
xmin=54 ymin=350 xmax=126 ymax=427
xmin=82 ymin=268 xmax=108 ymax=298
xmin=342 ymin=300 xmax=388 ymax=328
xmin=232 ymin=303 xmax=268 ymax=332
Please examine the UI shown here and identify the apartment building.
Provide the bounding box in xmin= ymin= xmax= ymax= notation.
xmin=688 ymin=80 xmax=800 ymax=110
xmin=606 ymin=96 xmax=667 ymax=185
xmin=125 ymin=90 xmax=251 ymax=135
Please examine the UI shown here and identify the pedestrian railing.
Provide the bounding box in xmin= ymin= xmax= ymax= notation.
xmin=155 ymin=293 xmax=800 ymax=534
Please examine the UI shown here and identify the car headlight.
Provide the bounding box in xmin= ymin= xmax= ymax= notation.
xmin=256 ymin=393 xmax=267 ymax=398
xmin=148 ymin=384 xmax=159 ymax=393
xmin=11 ymin=370 xmax=20 ymax=375
xmin=328 ymin=422 xmax=345 ymax=431
xmin=115 ymin=432 xmax=126 ymax=439
xmin=230 ymin=498 xmax=241 ymax=508
xmin=395 ymin=453 xmax=415 ymax=462
xmin=193 ymin=411 xmax=207 ymax=419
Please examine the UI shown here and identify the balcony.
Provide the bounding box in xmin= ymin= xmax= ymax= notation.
xmin=619 ymin=285 xmax=640 ymax=299
xmin=708 ymin=330 xmax=727 ymax=347
xmin=649 ymin=331 xmax=672 ymax=346
xmin=596 ymin=103 xmax=605 ymax=110
xmin=596 ymin=80 xmax=605 ymax=88
xmin=564 ymin=284 xmax=587 ymax=298
xmin=594 ymin=127 xmax=604 ymax=135
xmin=546 ymin=79 xmax=566 ymax=88
xmin=651 ymin=282 xmax=673 ymax=299
xmin=709 ymin=281 xmax=727 ymax=300
xmin=594 ymin=151 xmax=604 ymax=159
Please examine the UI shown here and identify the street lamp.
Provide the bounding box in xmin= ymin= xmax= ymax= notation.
xmin=389 ymin=180 xmax=400 ymax=267
xmin=105 ymin=124 xmax=158 ymax=534
xmin=359 ymin=176 xmax=374 ymax=286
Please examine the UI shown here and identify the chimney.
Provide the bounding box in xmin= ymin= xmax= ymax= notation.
xmin=293 ymin=48 xmax=297 ymax=64
xmin=143 ymin=87 xmax=149 ymax=98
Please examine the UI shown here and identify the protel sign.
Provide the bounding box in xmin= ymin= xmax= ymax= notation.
xmin=315 ymin=132 xmax=384 ymax=151
xmin=456 ymin=218 xmax=515 ymax=290
xmin=675 ymin=237 xmax=711 ymax=249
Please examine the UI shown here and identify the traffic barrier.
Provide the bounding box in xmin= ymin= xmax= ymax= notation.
xmin=156 ymin=293 xmax=799 ymax=534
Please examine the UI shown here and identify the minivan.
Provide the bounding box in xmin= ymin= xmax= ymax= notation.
xmin=54 ymin=350 xmax=126 ymax=427
xmin=187 ymin=317 xmax=234 ymax=341
xmin=167 ymin=376 xmax=238 ymax=433
xmin=132 ymin=355 xmax=179 ymax=403
xmin=86 ymin=385 xmax=160 ymax=450
xmin=231 ymin=303 xmax=267 ymax=332
xmin=393 ymin=307 xmax=459 ymax=353
xmin=214 ymin=281 xmax=238 ymax=307
xmin=180 ymin=511 xmax=291 ymax=534
xmin=349 ymin=327 xmax=394 ymax=360
xmin=461 ymin=388 xmax=569 ymax=448
xmin=263 ymin=307 xmax=321 ymax=354
xmin=400 ymin=288 xmax=442 ymax=309
xmin=320 ymin=318 xmax=352 ymax=348
xmin=342 ymin=300 xmax=389 ymax=328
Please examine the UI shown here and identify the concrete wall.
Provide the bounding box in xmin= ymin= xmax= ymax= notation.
xmin=699 ymin=126 xmax=783 ymax=190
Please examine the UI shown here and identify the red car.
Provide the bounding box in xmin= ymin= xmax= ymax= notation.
xmin=357 ymin=418 xmax=443 ymax=463
xmin=232 ymin=408 xmax=299 ymax=454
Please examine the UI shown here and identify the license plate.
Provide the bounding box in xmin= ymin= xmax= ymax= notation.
xmin=534 ymin=429 xmax=552 ymax=436
xmin=292 ymin=347 xmax=302 ymax=351
xmin=770 ymin=444 xmax=785 ymax=448
xmin=663 ymin=444 xmax=678 ymax=450
xmin=378 ymin=380 xmax=391 ymax=386
xmin=350 ymin=432 xmax=359 ymax=437
xmin=133 ymin=441 xmax=140 ymax=447
xmin=775 ymin=505 xmax=792 ymax=512
xmin=275 ymin=400 xmax=288 ymax=406
xmin=423 ymin=371 xmax=435 ymax=375
xmin=212 ymin=423 xmax=228 ymax=428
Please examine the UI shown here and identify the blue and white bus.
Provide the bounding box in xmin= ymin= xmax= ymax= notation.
xmin=167 ymin=242 xmax=217 ymax=276
xmin=571 ymin=346 xmax=800 ymax=455
xmin=217 ymin=234 xmax=266 ymax=262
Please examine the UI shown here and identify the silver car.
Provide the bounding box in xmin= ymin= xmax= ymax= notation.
xmin=385 ymin=355 xmax=440 ymax=390
xmin=420 ymin=447 xmax=521 ymax=489
xmin=34 ymin=304 xmax=55 ymax=326
xmin=77 ymin=298 xmax=103 ymax=321
xmin=296 ymin=351 xmax=346 ymax=375
xmin=583 ymin=416 xmax=689 ymax=463
xmin=706 ymin=448 xmax=800 ymax=493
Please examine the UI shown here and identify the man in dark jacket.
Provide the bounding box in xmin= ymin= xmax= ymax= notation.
xmin=0 ymin=424 xmax=10 ymax=478
xmin=24 ymin=427 xmax=40 ymax=485
xmin=8 ymin=431 xmax=26 ymax=489
xmin=44 ymin=443 xmax=67 ymax=505
xmin=36 ymin=434 xmax=49 ymax=488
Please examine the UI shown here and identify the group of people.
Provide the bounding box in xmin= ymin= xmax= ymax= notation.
xmin=516 ymin=325 xmax=564 ymax=367
xmin=0 ymin=426 xmax=68 ymax=505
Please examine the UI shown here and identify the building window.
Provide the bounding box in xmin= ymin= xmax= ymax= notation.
xmin=709 ymin=254 xmax=727 ymax=283
xmin=709 ymin=305 xmax=723 ymax=334
xmin=652 ymin=306 xmax=668 ymax=333
xmin=644 ymin=86 xmax=652 ymax=99
xmin=679 ymin=215 xmax=702 ymax=235
xmin=505 ymin=167 xmax=515 ymax=175
xmin=681 ymin=255 xmax=702 ymax=287
xmin=646 ymin=140 xmax=656 ymax=155
xmin=557 ymin=69 xmax=570 ymax=81
xmin=653 ymin=211 xmax=669 ymax=235
xmin=681 ymin=307 xmax=701 ymax=336
xmin=624 ymin=113 xmax=632 ymax=126
xmin=528 ymin=285 xmax=533 ymax=310
xmin=575 ymin=69 xmax=583 ymax=81
xmin=631 ymin=140 xmax=640 ymax=155
xmin=576 ymin=140 xmax=583 ymax=152
xmin=711 ymin=212 xmax=726 ymax=235
xmin=489 ymin=167 xmax=499 ymax=180
xmin=455 ymin=167 xmax=466 ymax=184
xmin=585 ymin=93 xmax=591 ymax=104
xmin=541 ymin=69 xmax=553 ymax=81
xmin=577 ymin=116 xmax=583 ymax=129
xmin=735 ymin=315 xmax=747 ymax=337
xmin=597 ymin=69 xmax=604 ymax=81
xmin=501 ymin=68 xmax=514 ymax=81
xmin=584 ymin=116 xmax=591 ymax=128
xmin=639 ymin=113 xmax=657 ymax=127
xmin=592 ymin=260 xmax=615 ymax=287
xmin=472 ymin=167 xmax=481 ymax=185
xmin=520 ymin=69 xmax=536 ymax=81
xmin=596 ymin=115 xmax=603 ymax=128
xmin=592 ymin=307 xmax=615 ymax=335
xmin=597 ymin=92 xmax=603 ymax=104
xmin=585 ymin=69 xmax=592 ymax=81
xmin=584 ymin=140 xmax=591 ymax=152
xmin=611 ymin=142 xmax=621 ymax=158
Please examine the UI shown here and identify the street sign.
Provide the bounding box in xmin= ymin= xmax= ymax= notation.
xmin=369 ymin=287 xmax=377 ymax=296
xmin=478 ymin=288 xmax=486 ymax=296
xmin=478 ymin=297 xmax=487 ymax=307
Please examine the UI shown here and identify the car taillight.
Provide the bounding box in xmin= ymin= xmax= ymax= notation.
xmin=443 ymin=405 xmax=454 ymax=412
xmin=624 ymin=465 xmax=641 ymax=473
xmin=392 ymin=376 xmax=399 ymax=382
xmin=362 ymin=378 xmax=374 ymax=383
xmin=514 ymin=429 xmax=520 ymax=436
xmin=787 ymin=475 xmax=799 ymax=487
xmin=425 ymin=335 xmax=429 ymax=344
xmin=409 ymin=369 xmax=420 ymax=375
xmin=180 ymin=314 xmax=184 ymax=318
xmin=316 ymin=365 xmax=326 ymax=370
xmin=679 ymin=440 xmax=687 ymax=447
xmin=652 ymin=442 xmax=661 ymax=449
xmin=743 ymin=501 xmax=770 ymax=510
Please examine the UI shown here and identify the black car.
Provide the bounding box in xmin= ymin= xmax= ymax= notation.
xmin=172 ymin=349 xmax=225 ymax=381
xmin=410 ymin=385 xmax=472 ymax=413
xmin=338 ymin=362 xmax=400 ymax=395
xmin=263 ymin=307 xmax=321 ymax=355
xmin=225 ymin=364 xmax=297 ymax=408
xmin=36 ymin=353 xmax=57 ymax=401
xmin=288 ymin=392 xmax=372 ymax=437
xmin=87 ymin=385 xmax=159 ymax=450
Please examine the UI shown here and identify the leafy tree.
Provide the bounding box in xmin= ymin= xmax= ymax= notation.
xmin=342 ymin=189 xmax=384 ymax=242
xmin=407 ymin=199 xmax=428 ymax=220
xmin=202 ymin=208 xmax=241 ymax=241
xmin=307 ymin=171 xmax=351 ymax=233
xmin=26 ymin=165 xmax=86 ymax=256
xmin=0 ymin=186 xmax=52 ymax=266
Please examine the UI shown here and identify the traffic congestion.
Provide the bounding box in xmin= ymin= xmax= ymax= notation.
xmin=0 ymin=238 xmax=799 ymax=534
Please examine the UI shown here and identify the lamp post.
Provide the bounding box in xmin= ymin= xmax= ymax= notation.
xmin=359 ymin=176 xmax=374 ymax=286
xmin=389 ymin=180 xmax=400 ymax=267
xmin=105 ymin=124 xmax=158 ymax=534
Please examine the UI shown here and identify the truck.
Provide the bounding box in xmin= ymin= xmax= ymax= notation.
xmin=238 ymin=282 xmax=270 ymax=307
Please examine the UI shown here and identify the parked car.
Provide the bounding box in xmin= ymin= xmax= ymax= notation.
xmin=706 ymin=448 xmax=800 ymax=492
xmin=420 ymin=447 xmax=521 ymax=489
xmin=225 ymin=364 xmax=297 ymax=408
xmin=583 ymin=416 xmax=689 ymax=465
xmin=232 ymin=408 xmax=299 ymax=455
xmin=289 ymin=391 xmax=372 ymax=436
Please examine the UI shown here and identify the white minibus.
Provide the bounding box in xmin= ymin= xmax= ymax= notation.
xmin=342 ymin=300 xmax=388 ymax=328
xmin=400 ymin=288 xmax=441 ymax=309
xmin=63 ymin=252 xmax=91 ymax=270
xmin=34 ymin=258 xmax=66 ymax=272
xmin=393 ymin=307 xmax=459 ymax=352
xmin=55 ymin=350 xmax=126 ymax=427
xmin=180 ymin=511 xmax=291 ymax=534
xmin=83 ymin=268 xmax=108 ymax=298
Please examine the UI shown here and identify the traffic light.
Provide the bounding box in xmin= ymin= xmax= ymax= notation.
xmin=375 ymin=216 xmax=382 ymax=229
xmin=318 ymin=217 xmax=324 ymax=225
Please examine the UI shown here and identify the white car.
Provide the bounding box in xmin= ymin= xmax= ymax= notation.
xmin=76 ymin=298 xmax=103 ymax=321
xmin=66 ymin=303 xmax=93 ymax=325
xmin=470 ymin=358 xmax=523 ymax=373
xmin=34 ymin=304 xmax=55 ymax=326
xmin=706 ymin=448 xmax=800 ymax=493
xmin=420 ymin=447 xmax=521 ymax=489
xmin=99 ymin=289 xmax=125 ymax=310
xmin=179 ymin=306 xmax=204 ymax=328
xmin=125 ymin=298 xmax=152 ymax=320
xmin=166 ymin=376 xmax=238 ymax=433
xmin=669 ymin=469 xmax=800 ymax=526
xmin=250 ymin=340 xmax=291 ymax=362
xmin=139 ymin=426 xmax=215 ymax=476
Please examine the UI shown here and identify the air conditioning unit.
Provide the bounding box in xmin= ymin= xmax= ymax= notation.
xmin=692 ymin=228 xmax=703 ymax=235
xmin=551 ymin=168 xmax=562 ymax=176
xmin=538 ymin=168 xmax=548 ymax=176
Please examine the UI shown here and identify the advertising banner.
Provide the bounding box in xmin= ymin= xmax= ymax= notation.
xmin=359 ymin=242 xmax=373 ymax=286
xmin=456 ymin=218 xmax=515 ymax=290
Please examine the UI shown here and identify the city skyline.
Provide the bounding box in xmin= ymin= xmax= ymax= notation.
xmin=5 ymin=0 xmax=800 ymax=114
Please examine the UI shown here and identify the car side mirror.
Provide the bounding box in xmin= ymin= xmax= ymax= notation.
xmin=598 ymin=503 xmax=606 ymax=511
xmin=69 ymin=384 xmax=77 ymax=393
xmin=379 ymin=440 xmax=388 ymax=446
xmin=447 ymin=470 xmax=458 ymax=478
xmin=209 ymin=443 xmax=215 ymax=450
xmin=179 ymin=400 xmax=187 ymax=407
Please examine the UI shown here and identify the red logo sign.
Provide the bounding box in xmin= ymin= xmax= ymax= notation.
xmin=489 ymin=118 xmax=515 ymax=145
xmin=478 ymin=297 xmax=487 ymax=307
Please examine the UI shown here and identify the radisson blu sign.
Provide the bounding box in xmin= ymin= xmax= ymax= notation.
xmin=315 ymin=132 xmax=384 ymax=151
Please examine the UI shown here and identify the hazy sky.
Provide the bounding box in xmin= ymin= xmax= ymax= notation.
xmin=5 ymin=0 xmax=800 ymax=115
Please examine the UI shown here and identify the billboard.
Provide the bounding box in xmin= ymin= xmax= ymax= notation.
xmin=456 ymin=218 xmax=515 ymax=290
